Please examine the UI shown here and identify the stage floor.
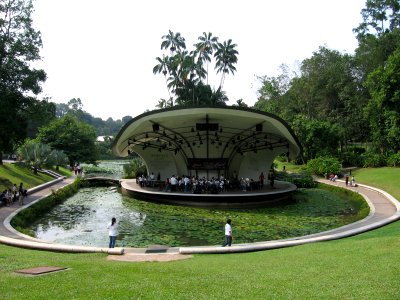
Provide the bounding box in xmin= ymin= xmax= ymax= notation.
xmin=120 ymin=179 xmax=297 ymax=208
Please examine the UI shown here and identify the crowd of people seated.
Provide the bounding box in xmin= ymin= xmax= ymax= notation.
xmin=136 ymin=171 xmax=276 ymax=194
xmin=0 ymin=183 xmax=27 ymax=207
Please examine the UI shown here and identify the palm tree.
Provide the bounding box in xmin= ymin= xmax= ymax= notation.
xmin=161 ymin=30 xmax=186 ymax=54
xmin=18 ymin=141 xmax=52 ymax=174
xmin=214 ymin=39 xmax=239 ymax=90
xmin=153 ymin=55 xmax=172 ymax=97
xmin=156 ymin=98 xmax=166 ymax=109
xmin=195 ymin=32 xmax=219 ymax=84
xmin=49 ymin=149 xmax=68 ymax=171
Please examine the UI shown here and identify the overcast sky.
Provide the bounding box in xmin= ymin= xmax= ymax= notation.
xmin=32 ymin=0 xmax=366 ymax=121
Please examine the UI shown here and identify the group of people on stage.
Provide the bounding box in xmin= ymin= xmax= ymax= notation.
xmin=137 ymin=169 xmax=277 ymax=194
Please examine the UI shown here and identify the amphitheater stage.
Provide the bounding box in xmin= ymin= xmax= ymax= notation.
xmin=120 ymin=179 xmax=297 ymax=208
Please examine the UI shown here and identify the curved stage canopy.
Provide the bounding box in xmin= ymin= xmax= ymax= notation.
xmin=113 ymin=106 xmax=302 ymax=181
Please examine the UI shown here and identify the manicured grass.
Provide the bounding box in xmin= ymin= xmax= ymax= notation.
xmin=0 ymin=163 xmax=54 ymax=191
xmin=0 ymin=221 xmax=399 ymax=299
xmin=352 ymin=167 xmax=400 ymax=200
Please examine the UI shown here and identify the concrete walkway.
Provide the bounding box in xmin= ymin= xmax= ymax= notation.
xmin=1 ymin=176 xmax=399 ymax=261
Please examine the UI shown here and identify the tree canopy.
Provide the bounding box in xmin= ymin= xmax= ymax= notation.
xmin=0 ymin=0 xmax=47 ymax=164
xmin=36 ymin=115 xmax=98 ymax=165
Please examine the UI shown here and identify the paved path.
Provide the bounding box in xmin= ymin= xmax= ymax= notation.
xmin=1 ymin=176 xmax=399 ymax=261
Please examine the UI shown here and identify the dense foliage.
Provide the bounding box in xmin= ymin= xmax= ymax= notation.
xmin=36 ymin=115 xmax=98 ymax=164
xmin=0 ymin=0 xmax=47 ymax=164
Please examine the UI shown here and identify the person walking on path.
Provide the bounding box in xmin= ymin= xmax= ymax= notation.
xmin=345 ymin=174 xmax=350 ymax=186
xmin=222 ymin=219 xmax=232 ymax=247
xmin=18 ymin=183 xmax=26 ymax=206
xmin=107 ymin=217 xmax=118 ymax=248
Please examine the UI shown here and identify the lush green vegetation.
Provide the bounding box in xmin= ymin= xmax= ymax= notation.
xmin=120 ymin=184 xmax=369 ymax=246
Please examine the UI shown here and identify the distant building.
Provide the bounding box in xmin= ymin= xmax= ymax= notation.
xmin=96 ymin=136 xmax=113 ymax=142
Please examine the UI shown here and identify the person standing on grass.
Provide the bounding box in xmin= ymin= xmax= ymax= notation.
xmin=107 ymin=217 xmax=118 ymax=248
xmin=222 ymin=219 xmax=232 ymax=247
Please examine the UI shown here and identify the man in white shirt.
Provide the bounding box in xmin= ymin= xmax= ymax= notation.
xmin=222 ymin=219 xmax=232 ymax=246
xmin=170 ymin=175 xmax=178 ymax=191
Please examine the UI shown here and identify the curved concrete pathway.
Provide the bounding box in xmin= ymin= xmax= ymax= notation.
xmin=1 ymin=177 xmax=399 ymax=260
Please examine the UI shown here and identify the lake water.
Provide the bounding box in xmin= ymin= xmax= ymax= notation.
xmin=28 ymin=161 xmax=366 ymax=247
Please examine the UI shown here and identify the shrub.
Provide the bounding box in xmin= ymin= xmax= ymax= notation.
xmin=306 ymin=156 xmax=341 ymax=177
xmin=360 ymin=151 xmax=386 ymax=167
xmin=339 ymin=151 xmax=364 ymax=168
xmin=387 ymin=152 xmax=400 ymax=167
xmin=277 ymin=171 xmax=317 ymax=188
xmin=123 ymin=157 xmax=147 ymax=179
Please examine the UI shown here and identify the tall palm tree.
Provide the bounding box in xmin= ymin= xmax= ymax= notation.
xmin=161 ymin=30 xmax=186 ymax=54
xmin=214 ymin=39 xmax=239 ymax=90
xmin=195 ymin=32 xmax=219 ymax=84
xmin=153 ymin=55 xmax=172 ymax=97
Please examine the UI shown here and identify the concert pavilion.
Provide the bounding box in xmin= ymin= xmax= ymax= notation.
xmin=112 ymin=106 xmax=302 ymax=207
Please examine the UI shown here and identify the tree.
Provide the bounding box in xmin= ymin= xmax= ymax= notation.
xmin=48 ymin=149 xmax=69 ymax=171
xmin=0 ymin=0 xmax=46 ymax=164
xmin=214 ymin=39 xmax=239 ymax=90
xmin=195 ymin=32 xmax=219 ymax=84
xmin=365 ymin=48 xmax=400 ymax=153
xmin=24 ymin=98 xmax=56 ymax=138
xmin=161 ymin=30 xmax=186 ymax=54
xmin=153 ymin=55 xmax=172 ymax=98
xmin=234 ymin=99 xmax=248 ymax=107
xmin=291 ymin=116 xmax=341 ymax=161
xmin=354 ymin=0 xmax=400 ymax=39
xmin=154 ymin=32 xmax=238 ymax=107
xmin=17 ymin=140 xmax=52 ymax=174
xmin=37 ymin=115 xmax=98 ymax=164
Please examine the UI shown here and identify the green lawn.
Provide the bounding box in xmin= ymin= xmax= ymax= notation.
xmin=352 ymin=167 xmax=400 ymax=200
xmin=0 ymin=166 xmax=399 ymax=299
xmin=0 ymin=222 xmax=399 ymax=299
xmin=0 ymin=163 xmax=71 ymax=191
xmin=274 ymin=159 xmax=304 ymax=173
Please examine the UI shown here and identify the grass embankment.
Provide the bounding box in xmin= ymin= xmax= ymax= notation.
xmin=274 ymin=159 xmax=304 ymax=172
xmin=0 ymin=166 xmax=399 ymax=298
xmin=0 ymin=162 xmax=71 ymax=191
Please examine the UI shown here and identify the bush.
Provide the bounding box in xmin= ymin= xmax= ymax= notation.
xmin=387 ymin=152 xmax=400 ymax=167
xmin=277 ymin=171 xmax=317 ymax=188
xmin=123 ymin=157 xmax=147 ymax=179
xmin=306 ymin=156 xmax=341 ymax=177
xmin=360 ymin=151 xmax=386 ymax=168
xmin=339 ymin=151 xmax=364 ymax=168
